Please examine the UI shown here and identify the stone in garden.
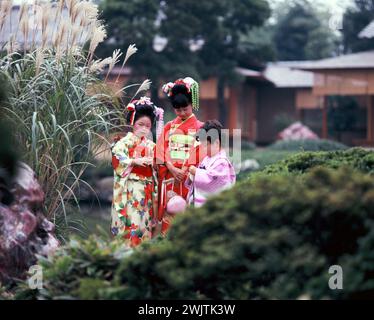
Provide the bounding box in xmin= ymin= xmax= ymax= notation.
xmin=0 ymin=162 xmax=59 ymax=284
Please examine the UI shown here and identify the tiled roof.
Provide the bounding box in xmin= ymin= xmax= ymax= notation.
xmin=293 ymin=51 xmax=374 ymax=70
xmin=359 ymin=20 xmax=374 ymax=38
xmin=236 ymin=61 xmax=314 ymax=88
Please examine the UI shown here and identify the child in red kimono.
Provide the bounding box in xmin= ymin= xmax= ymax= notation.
xmin=155 ymin=77 xmax=205 ymax=234
xmin=111 ymin=97 xmax=159 ymax=247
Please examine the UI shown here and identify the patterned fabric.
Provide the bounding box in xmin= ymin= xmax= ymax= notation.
xmin=111 ymin=132 xmax=157 ymax=247
xmin=156 ymin=114 xmax=204 ymax=223
xmin=186 ymin=149 xmax=236 ymax=207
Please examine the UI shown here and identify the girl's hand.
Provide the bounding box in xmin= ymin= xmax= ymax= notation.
xmin=143 ymin=157 xmax=154 ymax=166
xmin=166 ymin=162 xmax=186 ymax=182
xmin=189 ymin=166 xmax=197 ymax=176
xmin=170 ymin=166 xmax=185 ymax=182
xmin=133 ymin=157 xmax=153 ymax=167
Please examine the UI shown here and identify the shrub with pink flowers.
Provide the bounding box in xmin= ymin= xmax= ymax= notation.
xmin=278 ymin=122 xmax=319 ymax=140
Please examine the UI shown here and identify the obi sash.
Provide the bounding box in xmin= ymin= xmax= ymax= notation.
xmin=131 ymin=165 xmax=153 ymax=177
xmin=169 ymin=133 xmax=196 ymax=161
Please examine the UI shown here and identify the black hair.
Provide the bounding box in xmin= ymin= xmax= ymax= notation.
xmin=197 ymin=120 xmax=223 ymax=144
xmin=126 ymin=103 xmax=155 ymax=125
xmin=169 ymin=84 xmax=192 ymax=109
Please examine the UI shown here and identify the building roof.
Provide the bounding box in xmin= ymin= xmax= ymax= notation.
xmin=263 ymin=62 xmax=314 ymax=88
xmin=235 ymin=67 xmax=262 ymax=78
xmin=236 ymin=61 xmax=314 ymax=88
xmin=359 ymin=20 xmax=374 ymax=39
xmin=294 ymin=51 xmax=374 ymax=70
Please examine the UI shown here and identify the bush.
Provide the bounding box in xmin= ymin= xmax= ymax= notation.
xmin=113 ymin=167 xmax=374 ymax=299
xmin=261 ymin=147 xmax=374 ymax=176
xmin=14 ymin=165 xmax=374 ymax=299
xmin=268 ymin=139 xmax=348 ymax=152
xmin=13 ymin=236 xmax=132 ymax=300
xmin=241 ymin=141 xmax=257 ymax=151
xmin=240 ymin=149 xmax=295 ymax=170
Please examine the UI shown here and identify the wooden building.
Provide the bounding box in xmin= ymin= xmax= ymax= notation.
xmin=295 ymin=50 xmax=374 ymax=146
xmin=105 ymin=52 xmax=374 ymax=147
xmin=104 ymin=63 xmax=317 ymax=145
xmin=231 ymin=63 xmax=317 ymax=144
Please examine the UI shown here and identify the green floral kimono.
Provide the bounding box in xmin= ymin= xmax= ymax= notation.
xmin=111 ymin=132 xmax=157 ymax=247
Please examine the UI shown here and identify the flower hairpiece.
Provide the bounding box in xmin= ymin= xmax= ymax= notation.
xmin=126 ymin=97 xmax=151 ymax=125
xmin=154 ymin=106 xmax=164 ymax=139
xmin=162 ymin=82 xmax=174 ymax=96
xmin=126 ymin=96 xmax=162 ymax=126
xmin=126 ymin=102 xmax=136 ymax=125
xmin=162 ymin=77 xmax=200 ymax=110
xmin=138 ymin=96 xmax=153 ymax=106
xmin=127 ymin=103 xmax=135 ymax=111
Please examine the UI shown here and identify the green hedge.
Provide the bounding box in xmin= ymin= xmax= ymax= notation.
xmin=268 ymin=139 xmax=348 ymax=152
xmin=260 ymin=147 xmax=374 ymax=176
xmin=13 ymin=164 xmax=374 ymax=299
xmin=113 ymin=167 xmax=374 ymax=299
xmin=241 ymin=140 xmax=257 ymax=151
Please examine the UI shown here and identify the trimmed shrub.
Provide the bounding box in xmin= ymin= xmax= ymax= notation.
xmin=268 ymin=139 xmax=348 ymax=152
xmin=261 ymin=147 xmax=374 ymax=176
xmin=241 ymin=141 xmax=257 ymax=151
xmin=239 ymin=149 xmax=294 ymax=173
xmin=111 ymin=167 xmax=374 ymax=299
xmin=14 ymin=166 xmax=374 ymax=299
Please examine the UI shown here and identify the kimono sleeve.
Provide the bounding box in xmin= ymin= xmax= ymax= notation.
xmin=186 ymin=144 xmax=207 ymax=167
xmin=155 ymin=122 xmax=172 ymax=165
xmin=194 ymin=159 xmax=233 ymax=191
xmin=185 ymin=120 xmax=205 ymax=167
xmin=111 ymin=138 xmax=133 ymax=178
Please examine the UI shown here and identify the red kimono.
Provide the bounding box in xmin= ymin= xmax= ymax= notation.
xmin=156 ymin=114 xmax=204 ymax=229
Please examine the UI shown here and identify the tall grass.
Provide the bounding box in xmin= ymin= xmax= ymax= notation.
xmin=0 ymin=0 xmax=150 ymax=238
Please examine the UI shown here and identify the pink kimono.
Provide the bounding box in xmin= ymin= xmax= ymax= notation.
xmin=186 ymin=149 xmax=236 ymax=207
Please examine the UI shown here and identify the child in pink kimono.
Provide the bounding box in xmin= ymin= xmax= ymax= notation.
xmin=186 ymin=120 xmax=236 ymax=207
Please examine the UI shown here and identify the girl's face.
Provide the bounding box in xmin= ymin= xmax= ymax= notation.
xmin=201 ymin=139 xmax=220 ymax=157
xmin=174 ymin=104 xmax=193 ymax=120
xmin=133 ymin=116 xmax=152 ymax=138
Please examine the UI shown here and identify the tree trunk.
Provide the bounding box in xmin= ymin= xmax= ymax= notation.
xmin=217 ymin=77 xmax=227 ymax=126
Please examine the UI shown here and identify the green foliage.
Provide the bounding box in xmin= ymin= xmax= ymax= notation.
xmin=0 ymin=1 xmax=150 ymax=236
xmin=13 ymin=236 xmax=132 ymax=300
xmin=99 ymin=0 xmax=162 ymax=82
xmin=237 ymin=149 xmax=295 ymax=182
xmin=0 ymin=50 xmax=119 ymax=235
xmin=99 ymin=0 xmax=271 ymax=124
xmin=111 ymin=167 xmax=374 ymax=299
xmin=268 ymin=139 xmax=348 ymax=152
xmin=273 ymin=0 xmax=339 ymax=60
xmin=342 ymin=0 xmax=374 ymax=53
xmin=260 ymin=148 xmax=374 ymax=176
xmin=0 ymin=285 xmax=13 ymax=300
xmin=240 ymin=149 xmax=294 ymax=169
xmin=13 ymin=155 xmax=374 ymax=299
xmin=237 ymin=25 xmax=277 ymax=65
xmin=241 ymin=141 xmax=257 ymax=151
